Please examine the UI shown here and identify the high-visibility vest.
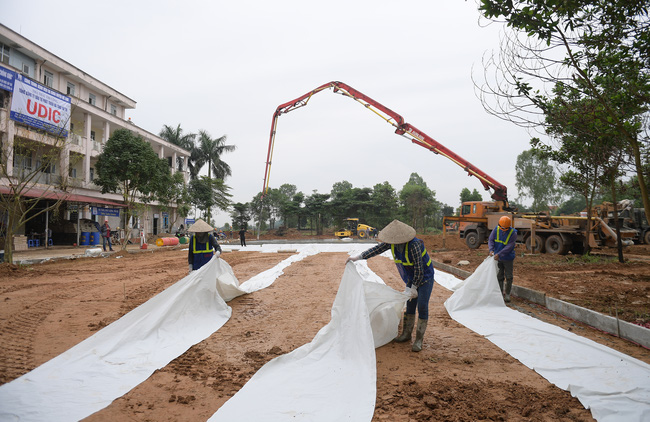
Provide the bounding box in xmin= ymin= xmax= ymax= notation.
xmin=494 ymin=227 xmax=516 ymax=260
xmin=390 ymin=238 xmax=434 ymax=283
xmin=193 ymin=236 xmax=213 ymax=253
xmin=495 ymin=227 xmax=514 ymax=246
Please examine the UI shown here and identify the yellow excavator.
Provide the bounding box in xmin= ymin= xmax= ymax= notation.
xmin=335 ymin=218 xmax=376 ymax=239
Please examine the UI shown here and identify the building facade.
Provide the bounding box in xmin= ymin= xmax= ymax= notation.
xmin=0 ymin=24 xmax=190 ymax=246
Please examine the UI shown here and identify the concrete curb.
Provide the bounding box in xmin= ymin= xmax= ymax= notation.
xmin=431 ymin=260 xmax=650 ymax=349
xmin=431 ymin=261 xmax=472 ymax=279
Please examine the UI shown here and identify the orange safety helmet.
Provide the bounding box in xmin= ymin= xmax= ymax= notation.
xmin=498 ymin=216 xmax=512 ymax=230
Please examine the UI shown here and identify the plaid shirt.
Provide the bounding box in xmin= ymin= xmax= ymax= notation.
xmin=361 ymin=240 xmax=428 ymax=287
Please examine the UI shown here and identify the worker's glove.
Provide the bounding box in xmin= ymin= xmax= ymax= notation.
xmin=346 ymin=255 xmax=361 ymax=264
xmin=188 ymin=264 xmax=193 ymax=273
xmin=488 ymin=251 xmax=494 ymax=256
xmin=215 ymin=251 xmax=221 ymax=258
xmin=403 ymin=286 xmax=418 ymax=299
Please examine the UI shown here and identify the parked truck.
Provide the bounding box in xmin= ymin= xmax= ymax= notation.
xmin=444 ymin=201 xmax=637 ymax=255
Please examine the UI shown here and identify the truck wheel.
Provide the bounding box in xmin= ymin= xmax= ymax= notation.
xmin=644 ymin=230 xmax=650 ymax=245
xmin=545 ymin=235 xmax=567 ymax=255
xmin=358 ymin=231 xmax=366 ymax=239
xmin=525 ymin=235 xmax=545 ymax=253
xmin=465 ymin=231 xmax=483 ymax=249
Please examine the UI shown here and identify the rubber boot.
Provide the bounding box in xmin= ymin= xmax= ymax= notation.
xmin=504 ymin=279 xmax=513 ymax=303
xmin=412 ymin=319 xmax=428 ymax=352
xmin=394 ymin=313 xmax=415 ymax=343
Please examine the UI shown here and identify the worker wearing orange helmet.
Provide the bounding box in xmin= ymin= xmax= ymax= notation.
xmin=488 ymin=216 xmax=518 ymax=302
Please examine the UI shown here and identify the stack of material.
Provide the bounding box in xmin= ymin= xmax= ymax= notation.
xmin=13 ymin=235 xmax=28 ymax=251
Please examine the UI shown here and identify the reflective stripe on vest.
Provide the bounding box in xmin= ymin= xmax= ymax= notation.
xmin=193 ymin=236 xmax=212 ymax=253
xmin=495 ymin=228 xmax=513 ymax=245
xmin=391 ymin=242 xmax=432 ymax=267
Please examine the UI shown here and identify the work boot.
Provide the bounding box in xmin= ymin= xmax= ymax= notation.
xmin=412 ymin=319 xmax=428 ymax=352
xmin=394 ymin=313 xmax=415 ymax=343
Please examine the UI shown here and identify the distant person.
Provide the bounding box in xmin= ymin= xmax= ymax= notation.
xmin=100 ymin=219 xmax=114 ymax=252
xmin=488 ymin=216 xmax=518 ymax=303
xmin=188 ymin=219 xmax=222 ymax=273
xmin=346 ymin=220 xmax=435 ymax=352
xmin=239 ymin=227 xmax=247 ymax=247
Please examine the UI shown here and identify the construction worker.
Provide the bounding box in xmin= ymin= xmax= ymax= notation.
xmin=488 ymin=216 xmax=518 ymax=302
xmin=187 ymin=219 xmax=222 ymax=273
xmin=100 ymin=219 xmax=114 ymax=252
xmin=347 ymin=219 xmax=435 ymax=352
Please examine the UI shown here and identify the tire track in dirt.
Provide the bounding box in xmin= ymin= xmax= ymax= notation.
xmin=0 ymin=279 xmax=106 ymax=384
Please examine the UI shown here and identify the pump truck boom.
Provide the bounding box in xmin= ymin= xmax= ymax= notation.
xmin=262 ymin=81 xmax=509 ymax=205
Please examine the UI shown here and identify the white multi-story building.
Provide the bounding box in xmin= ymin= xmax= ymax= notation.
xmin=0 ymin=23 xmax=190 ymax=245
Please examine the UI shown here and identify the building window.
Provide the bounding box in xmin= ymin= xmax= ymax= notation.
xmin=88 ymin=93 xmax=96 ymax=106
xmin=22 ymin=64 xmax=30 ymax=75
xmin=69 ymin=168 xmax=77 ymax=178
xmin=40 ymin=161 xmax=56 ymax=174
xmin=90 ymin=167 xmax=94 ymax=180
xmin=67 ymin=82 xmax=75 ymax=96
xmin=0 ymin=43 xmax=9 ymax=65
xmin=43 ymin=70 xmax=54 ymax=88
xmin=90 ymin=131 xmax=96 ymax=141
xmin=110 ymin=104 xmax=117 ymax=115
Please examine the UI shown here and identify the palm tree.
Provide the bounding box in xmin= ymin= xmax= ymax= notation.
xmin=158 ymin=124 xmax=199 ymax=178
xmin=195 ymin=130 xmax=236 ymax=180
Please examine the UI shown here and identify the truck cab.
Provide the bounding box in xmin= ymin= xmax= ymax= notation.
xmin=458 ymin=201 xmax=504 ymax=248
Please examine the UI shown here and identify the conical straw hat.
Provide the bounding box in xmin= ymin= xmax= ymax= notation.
xmin=378 ymin=219 xmax=416 ymax=244
xmin=187 ymin=219 xmax=213 ymax=233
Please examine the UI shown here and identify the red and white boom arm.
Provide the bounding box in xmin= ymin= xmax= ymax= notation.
xmin=262 ymin=81 xmax=508 ymax=202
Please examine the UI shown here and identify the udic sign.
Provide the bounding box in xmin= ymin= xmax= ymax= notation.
xmin=1 ymin=67 xmax=71 ymax=137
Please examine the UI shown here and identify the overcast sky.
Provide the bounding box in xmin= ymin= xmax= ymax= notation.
xmin=3 ymin=0 xmax=535 ymax=227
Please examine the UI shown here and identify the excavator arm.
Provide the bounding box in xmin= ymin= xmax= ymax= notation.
xmin=263 ymin=81 xmax=508 ymax=203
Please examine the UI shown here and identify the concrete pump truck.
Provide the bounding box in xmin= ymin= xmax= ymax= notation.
xmin=261 ymin=81 xmax=633 ymax=254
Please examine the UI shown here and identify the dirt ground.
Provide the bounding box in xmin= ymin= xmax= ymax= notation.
xmin=1 ymin=231 xmax=649 ymax=421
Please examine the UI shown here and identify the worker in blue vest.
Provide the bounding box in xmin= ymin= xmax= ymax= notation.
xmin=488 ymin=216 xmax=518 ymax=302
xmin=347 ymin=219 xmax=435 ymax=352
xmin=187 ymin=219 xmax=222 ymax=273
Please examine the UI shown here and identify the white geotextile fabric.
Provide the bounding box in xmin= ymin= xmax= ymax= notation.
xmin=209 ymin=262 xmax=408 ymax=422
xmin=444 ymin=257 xmax=650 ymax=422
xmin=0 ymin=255 xmax=233 ymax=422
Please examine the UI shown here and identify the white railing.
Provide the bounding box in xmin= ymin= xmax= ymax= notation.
xmin=69 ymin=133 xmax=81 ymax=146
xmin=92 ymin=140 xmax=103 ymax=152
